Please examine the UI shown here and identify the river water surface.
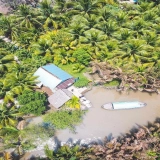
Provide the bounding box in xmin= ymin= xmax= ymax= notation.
xmin=57 ymin=87 xmax=160 ymax=142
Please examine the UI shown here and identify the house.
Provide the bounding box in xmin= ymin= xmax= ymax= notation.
xmin=48 ymin=89 xmax=73 ymax=109
xmin=34 ymin=64 xmax=75 ymax=92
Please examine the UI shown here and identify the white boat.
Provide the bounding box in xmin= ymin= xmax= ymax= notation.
xmin=102 ymin=101 xmax=146 ymax=110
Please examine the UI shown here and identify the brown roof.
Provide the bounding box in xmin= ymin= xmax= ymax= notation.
xmin=57 ymin=78 xmax=75 ymax=89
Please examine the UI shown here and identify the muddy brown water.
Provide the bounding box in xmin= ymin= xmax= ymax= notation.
xmin=56 ymin=87 xmax=160 ymax=142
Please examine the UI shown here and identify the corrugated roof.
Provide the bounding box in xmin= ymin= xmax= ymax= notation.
xmin=34 ymin=68 xmax=62 ymax=91
xmin=42 ymin=64 xmax=72 ymax=81
xmin=48 ymin=89 xmax=73 ymax=109
xmin=57 ymin=78 xmax=75 ymax=89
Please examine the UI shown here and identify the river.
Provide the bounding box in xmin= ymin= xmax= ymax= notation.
xmin=56 ymin=87 xmax=160 ymax=142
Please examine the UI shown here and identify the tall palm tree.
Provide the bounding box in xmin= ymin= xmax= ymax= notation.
xmin=95 ymin=20 xmax=118 ymax=37
xmin=39 ymin=0 xmax=54 ymax=18
xmin=0 ymin=48 xmax=15 ymax=75
xmin=66 ymin=96 xmax=80 ymax=109
xmin=97 ymin=6 xmax=113 ymax=22
xmin=142 ymin=10 xmax=158 ymax=23
xmin=67 ymin=21 xmax=89 ymax=40
xmin=120 ymin=39 xmax=150 ymax=63
xmin=130 ymin=18 xmax=147 ymax=37
xmin=142 ymin=31 xmax=159 ymax=46
xmin=115 ymin=11 xmax=128 ymax=27
xmin=74 ymin=0 xmax=105 ymax=15
xmin=0 ymin=16 xmax=18 ymax=40
xmin=80 ymin=28 xmax=107 ymax=48
xmin=138 ymin=2 xmax=155 ymax=12
xmin=83 ymin=14 xmax=100 ymax=29
xmin=0 ymin=104 xmax=22 ymax=129
xmin=30 ymin=38 xmax=53 ymax=56
xmin=16 ymin=4 xmax=43 ymax=29
xmin=2 ymin=72 xmax=38 ymax=102
xmin=44 ymin=13 xmax=69 ymax=30
xmin=113 ymin=28 xmax=133 ymax=41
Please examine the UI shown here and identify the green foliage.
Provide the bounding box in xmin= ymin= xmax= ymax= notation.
xmin=21 ymin=123 xmax=55 ymax=142
xmin=104 ymin=80 xmax=120 ymax=87
xmin=19 ymin=100 xmax=46 ymax=116
xmin=72 ymin=63 xmax=85 ymax=73
xmin=72 ymin=48 xmax=91 ymax=66
xmin=18 ymin=90 xmax=47 ymax=115
xmin=43 ymin=110 xmax=85 ymax=130
xmin=74 ymin=78 xmax=89 ymax=88
xmin=0 ymin=104 xmax=22 ymax=129
xmin=44 ymin=144 xmax=93 ymax=160
xmin=65 ymin=96 xmax=81 ymax=109
xmin=0 ymin=123 xmax=55 ymax=151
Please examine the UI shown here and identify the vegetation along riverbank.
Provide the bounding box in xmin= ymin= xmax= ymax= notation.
xmin=0 ymin=0 xmax=160 ymax=159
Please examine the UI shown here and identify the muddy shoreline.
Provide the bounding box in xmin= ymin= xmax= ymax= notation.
xmin=56 ymin=86 xmax=160 ymax=141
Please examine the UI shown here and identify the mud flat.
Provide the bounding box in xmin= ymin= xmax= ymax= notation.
xmin=56 ymin=87 xmax=160 ymax=142
xmin=0 ymin=3 xmax=9 ymax=14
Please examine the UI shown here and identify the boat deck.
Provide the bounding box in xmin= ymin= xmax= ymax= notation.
xmin=102 ymin=103 xmax=113 ymax=110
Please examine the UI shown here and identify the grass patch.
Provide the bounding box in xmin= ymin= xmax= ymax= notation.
xmin=58 ymin=64 xmax=89 ymax=87
xmin=104 ymin=80 xmax=120 ymax=87
xmin=74 ymin=78 xmax=89 ymax=87
xmin=58 ymin=64 xmax=87 ymax=79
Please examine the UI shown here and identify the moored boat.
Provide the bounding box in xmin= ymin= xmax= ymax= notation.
xmin=102 ymin=101 xmax=146 ymax=110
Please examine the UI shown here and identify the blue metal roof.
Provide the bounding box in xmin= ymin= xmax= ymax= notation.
xmin=42 ymin=64 xmax=72 ymax=81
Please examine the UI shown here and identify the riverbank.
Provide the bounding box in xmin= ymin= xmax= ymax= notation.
xmin=0 ymin=2 xmax=9 ymax=14
xmin=20 ymin=86 xmax=160 ymax=159
xmin=56 ymin=86 xmax=160 ymax=141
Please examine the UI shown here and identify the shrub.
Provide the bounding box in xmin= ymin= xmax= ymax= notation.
xmin=19 ymin=100 xmax=46 ymax=116
xmin=74 ymin=78 xmax=89 ymax=87
xmin=17 ymin=90 xmax=47 ymax=115
xmin=43 ymin=110 xmax=85 ymax=131
xmin=72 ymin=48 xmax=91 ymax=66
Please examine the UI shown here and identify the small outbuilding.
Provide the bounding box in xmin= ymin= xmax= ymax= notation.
xmin=34 ymin=64 xmax=75 ymax=91
xmin=48 ymin=89 xmax=73 ymax=109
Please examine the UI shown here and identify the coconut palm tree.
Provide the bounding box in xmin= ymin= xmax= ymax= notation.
xmin=53 ymin=0 xmax=75 ymax=14
xmin=16 ymin=27 xmax=41 ymax=47
xmin=120 ymin=39 xmax=150 ymax=63
xmin=115 ymin=11 xmax=129 ymax=27
xmin=39 ymin=0 xmax=54 ymax=18
xmin=67 ymin=21 xmax=89 ymax=40
xmin=0 ymin=16 xmax=18 ymax=40
xmin=142 ymin=10 xmax=158 ymax=23
xmin=74 ymin=0 xmax=105 ymax=15
xmin=30 ymin=38 xmax=53 ymax=56
xmin=44 ymin=13 xmax=69 ymax=30
xmin=83 ymin=14 xmax=100 ymax=29
xmin=81 ymin=28 xmax=107 ymax=46
xmin=142 ymin=31 xmax=159 ymax=46
xmin=138 ymin=2 xmax=155 ymax=12
xmin=16 ymin=4 xmax=43 ymax=29
xmin=0 ymin=48 xmax=15 ymax=75
xmin=66 ymin=96 xmax=80 ymax=109
xmin=0 ymin=104 xmax=22 ymax=129
xmin=1 ymin=72 xmax=38 ymax=102
xmin=130 ymin=18 xmax=147 ymax=37
xmin=113 ymin=28 xmax=133 ymax=41
xmin=97 ymin=6 xmax=113 ymax=22
xmin=95 ymin=20 xmax=118 ymax=37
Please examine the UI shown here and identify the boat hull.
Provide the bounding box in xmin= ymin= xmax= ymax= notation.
xmin=102 ymin=101 xmax=146 ymax=110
